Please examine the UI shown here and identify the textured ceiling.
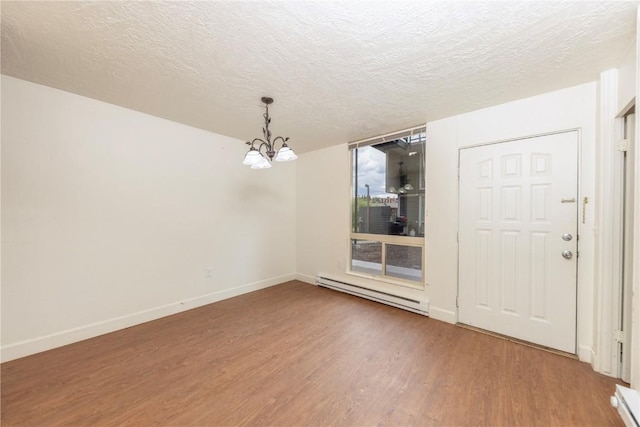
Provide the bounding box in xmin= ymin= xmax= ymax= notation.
xmin=1 ymin=1 xmax=637 ymax=153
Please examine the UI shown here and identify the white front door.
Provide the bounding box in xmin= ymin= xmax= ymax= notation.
xmin=458 ymin=131 xmax=578 ymax=353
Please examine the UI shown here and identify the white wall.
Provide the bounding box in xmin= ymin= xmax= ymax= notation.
xmin=296 ymin=144 xmax=348 ymax=282
xmin=1 ymin=76 xmax=297 ymax=361
xmin=296 ymin=82 xmax=597 ymax=362
xmin=426 ymin=82 xmax=597 ymax=361
xmin=1 ymin=75 xmax=601 ymax=364
xmin=618 ymin=40 xmax=637 ymax=115
xmin=295 ymin=144 xmax=430 ymax=304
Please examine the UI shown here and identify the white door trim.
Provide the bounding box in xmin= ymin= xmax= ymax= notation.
xmin=594 ymin=68 xmax=626 ymax=377
xmin=631 ymin=12 xmax=640 ymax=389
xmin=454 ymin=128 xmax=582 ymax=151
xmin=621 ymin=113 xmax=635 ymax=383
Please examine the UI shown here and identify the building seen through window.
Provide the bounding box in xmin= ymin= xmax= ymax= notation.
xmin=350 ymin=130 xmax=425 ymax=285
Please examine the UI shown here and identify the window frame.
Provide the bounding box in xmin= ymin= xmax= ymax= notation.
xmin=348 ymin=126 xmax=426 ymax=289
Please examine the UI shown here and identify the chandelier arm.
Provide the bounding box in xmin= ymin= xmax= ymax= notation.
xmin=258 ymin=140 xmax=272 ymax=152
xmin=258 ymin=140 xmax=276 ymax=160
xmin=249 ymin=138 xmax=267 ymax=150
xmin=272 ymin=136 xmax=290 ymax=147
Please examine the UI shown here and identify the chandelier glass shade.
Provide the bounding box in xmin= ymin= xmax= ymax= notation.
xmin=242 ymin=97 xmax=297 ymax=169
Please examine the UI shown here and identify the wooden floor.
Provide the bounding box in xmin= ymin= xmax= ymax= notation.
xmin=1 ymin=281 xmax=624 ymax=426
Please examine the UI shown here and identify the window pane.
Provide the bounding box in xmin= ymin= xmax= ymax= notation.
xmin=351 ymin=239 xmax=382 ymax=275
xmin=385 ymin=244 xmax=422 ymax=282
xmin=352 ymin=133 xmax=425 ymax=236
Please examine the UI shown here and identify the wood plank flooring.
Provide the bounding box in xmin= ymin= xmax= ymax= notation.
xmin=1 ymin=281 xmax=624 ymax=426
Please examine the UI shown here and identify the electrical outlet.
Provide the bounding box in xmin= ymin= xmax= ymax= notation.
xmin=205 ymin=268 xmax=212 ymax=278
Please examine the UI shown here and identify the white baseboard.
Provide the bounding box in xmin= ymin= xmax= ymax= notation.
xmin=428 ymin=306 xmax=457 ymax=324
xmin=578 ymin=345 xmax=593 ymax=363
xmin=295 ymin=273 xmax=316 ymax=285
xmin=1 ymin=273 xmax=295 ymax=363
xmin=590 ymin=347 xmax=600 ymax=372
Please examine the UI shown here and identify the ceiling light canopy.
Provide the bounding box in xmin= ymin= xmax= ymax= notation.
xmin=242 ymin=97 xmax=297 ymax=169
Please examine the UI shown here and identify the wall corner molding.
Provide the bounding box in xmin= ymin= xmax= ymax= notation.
xmin=593 ymin=68 xmax=625 ymax=377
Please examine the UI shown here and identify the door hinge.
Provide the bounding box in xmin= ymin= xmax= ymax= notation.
xmin=456 ymin=232 xmax=459 ymax=243
xmin=456 ymin=296 xmax=459 ymax=308
xmin=618 ymin=139 xmax=629 ymax=152
xmin=613 ymin=330 xmax=624 ymax=343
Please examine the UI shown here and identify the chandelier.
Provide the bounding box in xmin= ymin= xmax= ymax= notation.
xmin=242 ymin=97 xmax=297 ymax=169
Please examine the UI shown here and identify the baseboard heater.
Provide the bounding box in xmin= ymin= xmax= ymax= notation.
xmin=316 ymin=276 xmax=429 ymax=316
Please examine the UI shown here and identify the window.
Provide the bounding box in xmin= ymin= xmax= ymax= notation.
xmin=350 ymin=127 xmax=426 ymax=286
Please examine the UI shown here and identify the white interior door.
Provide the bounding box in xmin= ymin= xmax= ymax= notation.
xmin=458 ymin=131 xmax=578 ymax=353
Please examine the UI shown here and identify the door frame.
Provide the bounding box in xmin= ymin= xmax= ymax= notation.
xmin=621 ymin=112 xmax=635 ymax=383
xmin=456 ymin=128 xmax=582 ymax=354
xmin=595 ymin=69 xmax=630 ymax=378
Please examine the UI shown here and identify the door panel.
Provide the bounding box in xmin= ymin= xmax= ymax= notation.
xmin=458 ymin=131 xmax=578 ymax=353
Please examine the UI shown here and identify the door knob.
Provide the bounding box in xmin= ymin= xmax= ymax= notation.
xmin=562 ymin=233 xmax=573 ymax=241
xmin=562 ymin=250 xmax=573 ymax=259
